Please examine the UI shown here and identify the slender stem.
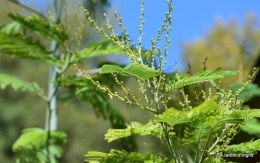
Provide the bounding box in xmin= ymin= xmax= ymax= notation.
xmin=75 ymin=68 xmax=101 ymax=77
xmin=45 ymin=37 xmax=59 ymax=131
xmin=194 ymin=124 xmax=205 ymax=162
xmin=45 ymin=0 xmax=63 ymax=131
xmin=147 ymin=78 xmax=178 ymax=162
xmin=44 ymin=0 xmax=63 ymax=162
xmin=163 ymin=123 xmax=178 ymax=162
xmin=199 ymin=119 xmax=228 ymax=163
xmin=208 ymin=124 xmax=229 ymax=153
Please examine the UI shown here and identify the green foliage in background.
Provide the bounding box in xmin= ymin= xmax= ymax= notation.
xmin=0 ymin=0 xmax=137 ymax=162
xmin=0 ymin=74 xmax=43 ymax=94
xmin=13 ymin=128 xmax=66 ymax=163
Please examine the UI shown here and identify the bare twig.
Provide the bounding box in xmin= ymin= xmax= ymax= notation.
xmin=75 ymin=68 xmax=101 ymax=77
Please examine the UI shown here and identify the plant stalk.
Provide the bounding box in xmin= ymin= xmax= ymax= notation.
xmin=44 ymin=1 xmax=63 ymax=162
xmin=45 ymin=0 xmax=63 ymax=131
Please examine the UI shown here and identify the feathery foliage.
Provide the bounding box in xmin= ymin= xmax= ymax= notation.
xmin=164 ymin=68 xmax=238 ymax=92
xmin=85 ymin=149 xmax=169 ymax=163
xmin=0 ymin=31 xmax=58 ymax=65
xmin=57 ymin=73 xmax=137 ymax=150
xmin=155 ymin=96 xmax=225 ymax=125
xmin=105 ymin=120 xmax=163 ymax=142
xmin=74 ymin=38 xmax=123 ymax=62
xmin=13 ymin=128 xmax=66 ymax=163
xmin=216 ymin=139 xmax=260 ymax=155
xmin=0 ymin=74 xmax=44 ymax=95
xmin=9 ymin=13 xmax=68 ymax=43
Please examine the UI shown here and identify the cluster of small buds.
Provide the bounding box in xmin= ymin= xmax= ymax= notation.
xmin=80 ymin=0 xmax=176 ymax=115
xmin=218 ymin=68 xmax=259 ymax=111
xmin=200 ymin=90 xmax=207 ymax=101
xmin=62 ymin=2 xmax=85 ymax=49
xmin=220 ymin=124 xmax=240 ymax=147
xmin=74 ymin=65 xmax=123 ymax=102
xmin=179 ymin=89 xmax=191 ymax=110
xmin=194 ymin=90 xmax=200 ymax=102
xmin=137 ymin=0 xmax=145 ymax=51
xmin=74 ymin=21 xmax=87 ymax=46
xmin=202 ymin=57 xmax=208 ymax=71
xmin=111 ymin=74 xmax=149 ymax=110
xmin=187 ymin=63 xmax=192 ymax=76
xmin=141 ymin=0 xmax=173 ymax=72
xmin=208 ymin=87 xmax=213 ymax=98
xmin=137 ymin=79 xmax=149 ymax=103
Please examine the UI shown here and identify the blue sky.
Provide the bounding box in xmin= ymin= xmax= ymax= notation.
xmin=21 ymin=0 xmax=260 ymax=72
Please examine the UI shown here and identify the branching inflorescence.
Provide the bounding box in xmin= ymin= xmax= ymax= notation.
xmin=76 ymin=0 xmax=260 ymax=163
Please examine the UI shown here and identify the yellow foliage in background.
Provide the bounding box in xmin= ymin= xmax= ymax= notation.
xmin=182 ymin=14 xmax=260 ymax=85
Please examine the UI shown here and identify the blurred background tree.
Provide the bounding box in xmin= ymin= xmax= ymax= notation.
xmin=181 ymin=13 xmax=260 ymax=85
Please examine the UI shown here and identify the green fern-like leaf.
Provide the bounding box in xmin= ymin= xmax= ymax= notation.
xmin=241 ymin=118 xmax=260 ymax=137
xmin=231 ymin=82 xmax=260 ymax=100
xmin=57 ymin=76 xmax=125 ymax=126
xmin=0 ymin=31 xmax=60 ymax=66
xmin=203 ymin=109 xmax=260 ymax=131
xmin=9 ymin=13 xmax=68 ymax=43
xmin=74 ymin=38 xmax=124 ymax=63
xmin=105 ymin=120 xmax=163 ymax=142
xmin=216 ymin=139 xmax=260 ymax=155
xmin=1 ymin=21 xmax=22 ymax=34
xmin=156 ymin=97 xmax=226 ymax=145
xmin=165 ymin=68 xmax=237 ymax=92
xmin=183 ymin=109 xmax=260 ymax=145
xmin=0 ymin=74 xmax=44 ymax=95
xmin=100 ymin=63 xmax=159 ymax=81
xmin=57 ymin=76 xmax=137 ymax=150
xmin=155 ymin=96 xmax=225 ymax=125
xmin=13 ymin=128 xmax=67 ymax=163
xmin=85 ymin=149 xmax=168 ymax=163
xmin=156 ymin=95 xmax=260 ymax=145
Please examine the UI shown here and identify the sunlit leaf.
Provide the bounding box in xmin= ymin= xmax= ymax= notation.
xmin=105 ymin=120 xmax=163 ymax=142
xmin=100 ymin=63 xmax=159 ymax=81
xmin=85 ymin=149 xmax=168 ymax=163
xmin=155 ymin=97 xmax=224 ymax=125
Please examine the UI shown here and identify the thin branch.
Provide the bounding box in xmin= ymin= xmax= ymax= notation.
xmin=75 ymin=68 xmax=101 ymax=77
xmin=208 ymin=124 xmax=229 ymax=154
xmin=7 ymin=0 xmax=48 ymax=20
xmin=37 ymin=93 xmax=49 ymax=101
